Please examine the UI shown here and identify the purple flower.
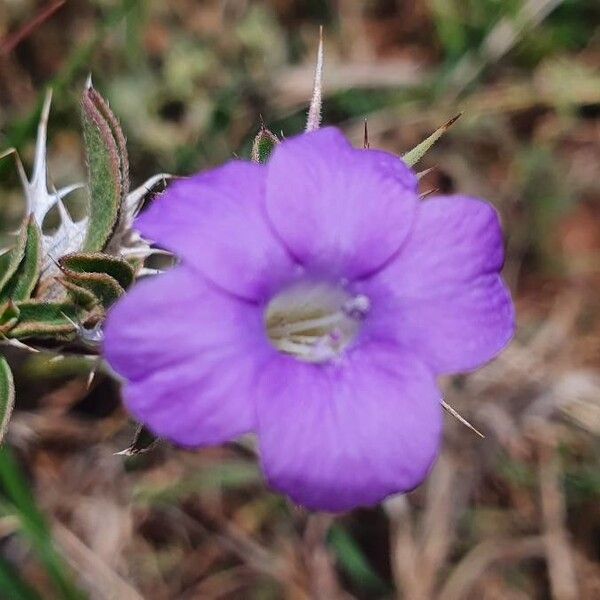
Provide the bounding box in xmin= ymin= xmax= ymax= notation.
xmin=103 ymin=127 xmax=514 ymax=511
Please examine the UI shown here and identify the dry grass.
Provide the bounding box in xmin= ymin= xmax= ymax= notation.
xmin=1 ymin=1 xmax=599 ymax=598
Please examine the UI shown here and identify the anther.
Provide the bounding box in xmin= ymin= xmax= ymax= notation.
xmin=342 ymin=294 xmax=370 ymax=320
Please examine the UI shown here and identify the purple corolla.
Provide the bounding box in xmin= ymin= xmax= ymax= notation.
xmin=103 ymin=127 xmax=515 ymax=511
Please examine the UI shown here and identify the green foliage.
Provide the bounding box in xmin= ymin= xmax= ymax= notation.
xmin=60 ymin=268 xmax=124 ymax=310
xmin=0 ymin=556 xmax=43 ymax=600
xmin=0 ymin=219 xmax=28 ymax=294
xmin=8 ymin=301 xmax=80 ymax=339
xmin=0 ymin=301 xmax=20 ymax=335
xmin=251 ymin=127 xmax=279 ymax=163
xmin=81 ymin=84 xmax=129 ymax=252
xmin=0 ymin=217 xmax=41 ymax=304
xmin=60 ymin=279 xmax=99 ymax=311
xmin=0 ymin=357 xmax=15 ymax=443
xmin=60 ymin=252 xmax=134 ymax=290
xmin=327 ymin=524 xmax=389 ymax=594
xmin=0 ymin=446 xmax=85 ymax=599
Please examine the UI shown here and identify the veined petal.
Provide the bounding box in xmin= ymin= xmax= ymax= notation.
xmin=266 ymin=127 xmax=418 ymax=281
xmin=103 ymin=266 xmax=271 ymax=446
xmin=135 ymin=161 xmax=295 ymax=301
xmin=255 ymin=342 xmax=441 ymax=512
xmin=361 ymin=195 xmax=515 ymax=374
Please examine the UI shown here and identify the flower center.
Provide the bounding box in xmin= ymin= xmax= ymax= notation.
xmin=264 ymin=281 xmax=370 ymax=363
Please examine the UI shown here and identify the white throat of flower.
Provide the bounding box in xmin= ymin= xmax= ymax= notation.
xmin=265 ymin=281 xmax=370 ymax=363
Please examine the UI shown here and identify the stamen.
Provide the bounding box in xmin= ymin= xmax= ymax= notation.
xmin=269 ymin=312 xmax=346 ymax=338
xmin=264 ymin=283 xmax=369 ymax=363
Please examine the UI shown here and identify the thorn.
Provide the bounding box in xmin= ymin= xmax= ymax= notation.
xmin=114 ymin=424 xmax=159 ymax=456
xmin=1 ymin=337 xmax=40 ymax=353
xmin=417 ymin=167 xmax=435 ymax=180
xmin=305 ymin=25 xmax=324 ymax=132
xmin=402 ymin=113 xmax=464 ymax=168
xmin=441 ymin=399 xmax=485 ymax=438
xmin=419 ymin=187 xmax=439 ymax=199
xmin=59 ymin=310 xmax=79 ymax=329
xmin=48 ymin=255 xmax=65 ymax=273
xmin=0 ymin=147 xmax=16 ymax=161
xmin=55 ymin=197 xmax=74 ymax=226
xmin=56 ymin=183 xmax=85 ymax=201
xmin=40 ymin=88 xmax=53 ymax=131
xmin=138 ymin=267 xmax=164 ymax=277
xmin=86 ymin=367 xmax=96 ymax=390
xmin=442 ymin=112 xmax=463 ymax=130
xmin=363 ymin=118 xmax=370 ymax=149
xmin=85 ymin=73 xmax=93 ymax=90
xmin=31 ymin=89 xmax=53 ymax=186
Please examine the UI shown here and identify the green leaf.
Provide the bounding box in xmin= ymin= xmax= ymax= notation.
xmin=0 ymin=216 xmax=42 ymax=304
xmin=0 ymin=556 xmax=43 ymax=600
xmin=251 ymin=126 xmax=279 ymax=163
xmin=0 ymin=301 xmax=20 ymax=335
xmin=59 ymin=279 xmax=98 ymax=310
xmin=24 ymin=354 xmax=95 ymax=380
xmin=327 ymin=524 xmax=389 ymax=594
xmin=0 ymin=218 xmax=28 ymax=294
xmin=0 ymin=447 xmax=85 ymax=600
xmin=81 ymin=83 xmax=129 ymax=252
xmin=402 ymin=113 xmax=462 ymax=167
xmin=61 ymin=268 xmax=124 ymax=310
xmin=8 ymin=301 xmax=79 ymax=339
xmin=60 ymin=252 xmax=134 ymax=290
xmin=0 ymin=357 xmax=15 ymax=443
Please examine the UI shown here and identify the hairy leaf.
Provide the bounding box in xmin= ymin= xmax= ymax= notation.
xmin=60 ymin=252 xmax=134 ymax=290
xmin=0 ymin=302 xmax=20 ymax=335
xmin=0 ymin=357 xmax=15 ymax=443
xmin=81 ymin=83 xmax=129 ymax=252
xmin=0 ymin=218 xmax=28 ymax=293
xmin=60 ymin=268 xmax=124 ymax=310
xmin=8 ymin=301 xmax=80 ymax=339
xmin=251 ymin=127 xmax=279 ymax=164
xmin=0 ymin=216 xmax=42 ymax=304
xmin=58 ymin=279 xmax=98 ymax=310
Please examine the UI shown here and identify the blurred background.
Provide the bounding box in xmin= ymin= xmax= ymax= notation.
xmin=0 ymin=0 xmax=599 ymax=598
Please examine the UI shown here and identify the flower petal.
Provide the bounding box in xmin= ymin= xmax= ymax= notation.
xmin=103 ymin=266 xmax=271 ymax=446
xmin=135 ymin=161 xmax=295 ymax=301
xmin=255 ymin=342 xmax=441 ymax=511
xmin=266 ymin=127 xmax=418 ymax=280
xmin=361 ymin=195 xmax=515 ymax=374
